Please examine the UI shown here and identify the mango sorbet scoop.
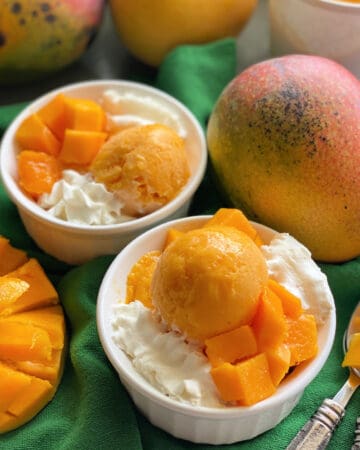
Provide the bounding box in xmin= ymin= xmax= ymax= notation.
xmin=151 ymin=226 xmax=269 ymax=342
xmin=90 ymin=123 xmax=190 ymax=217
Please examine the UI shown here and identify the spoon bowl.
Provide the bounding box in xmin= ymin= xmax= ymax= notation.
xmin=344 ymin=302 xmax=360 ymax=379
xmin=286 ymin=301 xmax=360 ymax=449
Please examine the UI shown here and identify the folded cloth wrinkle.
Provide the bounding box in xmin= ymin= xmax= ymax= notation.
xmin=0 ymin=37 xmax=359 ymax=450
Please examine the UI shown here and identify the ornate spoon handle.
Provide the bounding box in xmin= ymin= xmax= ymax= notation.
xmin=286 ymin=398 xmax=345 ymax=450
xmin=352 ymin=417 xmax=360 ymax=450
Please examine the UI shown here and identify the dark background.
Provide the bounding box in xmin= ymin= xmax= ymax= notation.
xmin=0 ymin=0 xmax=269 ymax=106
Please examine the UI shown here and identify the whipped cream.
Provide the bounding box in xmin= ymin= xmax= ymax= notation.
xmin=112 ymin=301 xmax=222 ymax=408
xmin=261 ymin=233 xmax=333 ymax=325
xmin=112 ymin=232 xmax=334 ymax=407
xmin=38 ymin=170 xmax=134 ymax=225
xmin=101 ymin=89 xmax=187 ymax=138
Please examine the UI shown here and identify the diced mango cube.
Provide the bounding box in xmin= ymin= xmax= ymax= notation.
xmin=59 ymin=129 xmax=107 ymax=166
xmin=205 ymin=325 xmax=258 ymax=367
xmin=266 ymin=343 xmax=291 ymax=386
xmin=285 ymin=314 xmax=318 ymax=366
xmin=18 ymin=150 xmax=62 ymax=198
xmin=15 ymin=113 xmax=61 ymax=156
xmin=252 ymin=287 xmax=287 ymax=351
xmin=211 ymin=354 xmax=276 ymax=405
xmin=210 ymin=362 xmax=244 ymax=402
xmin=37 ymin=93 xmax=67 ymax=140
xmin=64 ymin=97 xmax=106 ymax=132
xmin=267 ymin=278 xmax=303 ymax=319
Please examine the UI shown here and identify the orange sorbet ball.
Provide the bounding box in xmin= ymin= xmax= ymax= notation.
xmin=90 ymin=123 xmax=190 ymax=216
xmin=151 ymin=226 xmax=268 ymax=342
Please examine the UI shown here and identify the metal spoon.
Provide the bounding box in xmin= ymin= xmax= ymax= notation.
xmin=352 ymin=417 xmax=360 ymax=450
xmin=286 ymin=301 xmax=360 ymax=450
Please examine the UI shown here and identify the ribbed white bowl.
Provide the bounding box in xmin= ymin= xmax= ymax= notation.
xmin=0 ymin=80 xmax=207 ymax=265
xmin=96 ymin=216 xmax=336 ymax=445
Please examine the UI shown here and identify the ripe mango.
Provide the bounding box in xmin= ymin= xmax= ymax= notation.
xmin=0 ymin=0 xmax=105 ymax=84
xmin=109 ymin=0 xmax=258 ymax=66
xmin=0 ymin=239 xmax=66 ymax=434
xmin=207 ymin=55 xmax=360 ymax=262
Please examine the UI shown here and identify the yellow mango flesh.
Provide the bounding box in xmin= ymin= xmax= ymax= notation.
xmin=126 ymin=250 xmax=161 ymax=309
xmin=342 ymin=333 xmax=360 ymax=368
xmin=0 ymin=241 xmax=66 ymax=434
xmin=204 ymin=207 xmax=263 ymax=246
xmin=252 ymin=287 xmax=287 ymax=351
xmin=265 ymin=344 xmax=291 ymax=387
xmin=127 ymin=207 xmax=319 ymax=406
xmin=1 ymin=258 xmax=59 ymax=316
xmin=285 ymin=314 xmax=318 ymax=366
xmin=7 ymin=377 xmax=53 ymax=417
xmin=37 ymin=94 xmax=67 ymax=140
xmin=205 ymin=325 xmax=258 ymax=367
xmin=64 ymin=97 xmax=106 ymax=133
xmin=211 ymin=353 xmax=276 ymax=406
xmin=0 ymin=362 xmax=32 ymax=413
xmin=13 ymin=349 xmax=63 ymax=384
xmin=164 ymin=228 xmax=185 ymax=249
xmin=267 ymin=278 xmax=303 ymax=319
xmin=0 ymin=237 xmax=28 ymax=276
xmin=0 ymin=277 xmax=30 ymax=310
xmin=0 ymin=322 xmax=52 ymax=362
xmin=0 ymin=364 xmax=56 ymax=434
xmin=0 ymin=305 xmax=65 ymax=349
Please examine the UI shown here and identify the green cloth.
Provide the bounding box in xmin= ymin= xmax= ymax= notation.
xmin=0 ymin=38 xmax=359 ymax=450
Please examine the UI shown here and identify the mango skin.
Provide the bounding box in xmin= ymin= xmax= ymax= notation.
xmin=207 ymin=55 xmax=360 ymax=262
xmin=0 ymin=0 xmax=105 ymax=85
xmin=109 ymin=0 xmax=258 ymax=67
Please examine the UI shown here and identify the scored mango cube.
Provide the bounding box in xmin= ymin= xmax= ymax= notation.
xmin=0 ymin=239 xmax=66 ymax=434
xmin=0 ymin=237 xmax=28 ymax=276
xmin=2 ymin=259 xmax=59 ymax=316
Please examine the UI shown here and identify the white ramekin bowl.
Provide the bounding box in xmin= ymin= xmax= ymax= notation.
xmin=269 ymin=0 xmax=360 ymax=78
xmin=96 ymin=215 xmax=336 ymax=445
xmin=0 ymin=80 xmax=207 ymax=265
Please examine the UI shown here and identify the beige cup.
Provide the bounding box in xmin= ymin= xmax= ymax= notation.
xmin=269 ymin=0 xmax=360 ymax=78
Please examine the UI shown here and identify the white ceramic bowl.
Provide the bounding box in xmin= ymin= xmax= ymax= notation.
xmin=0 ymin=80 xmax=207 ymax=265
xmin=96 ymin=216 xmax=336 ymax=445
xmin=269 ymin=0 xmax=360 ymax=78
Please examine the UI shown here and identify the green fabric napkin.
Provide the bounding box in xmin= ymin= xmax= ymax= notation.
xmin=0 ymin=38 xmax=359 ymax=450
